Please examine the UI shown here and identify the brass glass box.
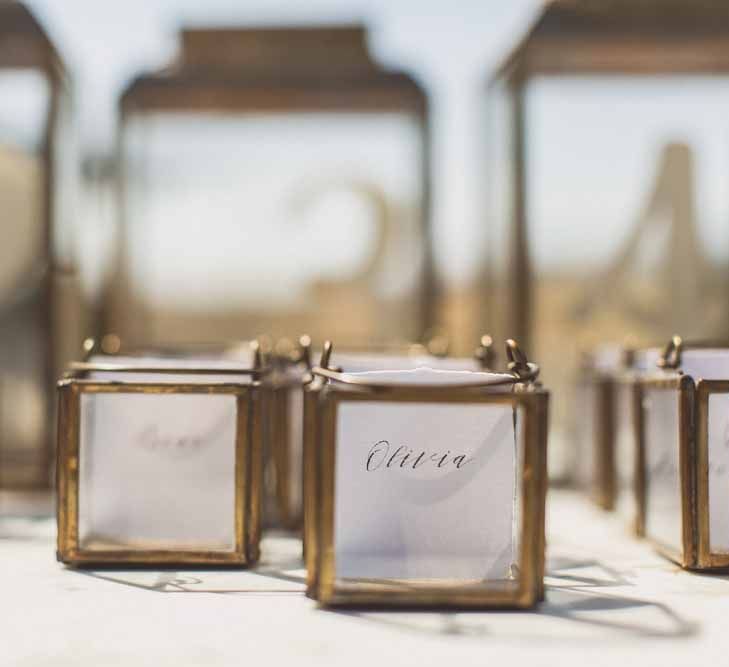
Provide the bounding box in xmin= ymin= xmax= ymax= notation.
xmin=638 ymin=339 xmax=729 ymax=569
xmin=56 ymin=354 xmax=265 ymax=566
xmin=106 ymin=25 xmax=433 ymax=349
xmin=486 ymin=0 xmax=729 ymax=483
xmin=574 ymin=346 xmax=629 ymax=510
xmin=0 ymin=2 xmax=85 ymax=487
xmin=612 ymin=348 xmax=662 ymax=536
xmin=575 ymin=346 xmax=660 ymax=535
xmin=304 ymin=341 xmax=548 ymax=608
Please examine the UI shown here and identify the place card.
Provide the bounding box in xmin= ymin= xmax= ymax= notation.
xmin=304 ymin=340 xmax=548 ymax=608
xmin=56 ymin=352 xmax=266 ymax=566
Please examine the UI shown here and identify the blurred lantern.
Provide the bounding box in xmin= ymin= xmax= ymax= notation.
xmin=486 ymin=0 xmax=729 ymax=482
xmin=106 ymin=25 xmax=433 ymax=350
xmin=0 ymin=2 xmax=85 ymax=487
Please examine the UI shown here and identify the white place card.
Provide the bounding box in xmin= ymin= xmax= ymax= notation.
xmin=330 ymin=367 xmax=522 ymax=582
xmin=80 ymin=354 xmax=252 ymax=551
xmin=78 ymin=391 xmax=237 ymax=552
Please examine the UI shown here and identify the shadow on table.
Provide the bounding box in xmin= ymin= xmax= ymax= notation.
xmin=322 ymin=558 xmax=701 ymax=641
xmin=71 ymin=557 xmax=307 ymax=594
xmin=68 ymin=533 xmax=308 ymax=594
xmin=63 ymin=554 xmax=709 ymax=642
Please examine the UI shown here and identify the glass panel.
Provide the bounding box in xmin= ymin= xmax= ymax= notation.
xmin=86 ymin=354 xmax=254 ymax=384
xmin=680 ymin=349 xmax=729 ymax=380
xmin=333 ymin=398 xmax=524 ymax=589
xmin=116 ymin=111 xmax=424 ymax=346
xmin=708 ymin=393 xmax=729 ymax=554
xmin=0 ymin=69 xmax=51 ymax=486
xmin=643 ymin=385 xmax=683 ymax=553
xmin=333 ymin=351 xmax=488 ymax=373
xmin=614 ymin=378 xmax=637 ymax=520
xmin=78 ymin=392 xmax=238 ymax=551
xmin=287 ymin=384 xmax=304 ymax=520
xmin=573 ymin=377 xmax=597 ymax=490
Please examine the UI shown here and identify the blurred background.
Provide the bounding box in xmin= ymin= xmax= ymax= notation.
xmin=3 ymin=0 xmax=729 ymax=491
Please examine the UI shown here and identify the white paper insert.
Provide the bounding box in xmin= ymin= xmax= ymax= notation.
xmin=78 ymin=391 xmax=237 ymax=551
xmin=332 ymin=366 xmax=521 ymax=581
xmin=614 ymin=380 xmax=637 ymax=519
xmin=643 ymin=387 xmax=683 ymax=553
xmin=679 ymin=349 xmax=729 ymax=381
xmin=708 ymin=393 xmax=729 ymax=553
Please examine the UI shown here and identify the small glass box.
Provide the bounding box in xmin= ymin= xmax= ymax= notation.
xmin=639 ymin=338 xmax=729 ymax=569
xmin=575 ymin=346 xmax=664 ymax=535
xmin=304 ymin=341 xmax=548 ymax=608
xmin=56 ymin=353 xmax=266 ymax=566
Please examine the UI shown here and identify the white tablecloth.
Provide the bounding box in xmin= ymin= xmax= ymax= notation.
xmin=2 ymin=490 xmax=728 ymax=666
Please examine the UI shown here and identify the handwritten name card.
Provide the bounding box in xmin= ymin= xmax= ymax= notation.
xmin=334 ymin=399 xmax=521 ymax=581
xmin=78 ymin=392 xmax=237 ymax=552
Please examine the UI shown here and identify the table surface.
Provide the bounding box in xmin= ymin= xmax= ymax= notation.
xmin=3 ymin=490 xmax=729 ymax=666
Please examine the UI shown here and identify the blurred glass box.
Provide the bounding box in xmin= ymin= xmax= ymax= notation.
xmin=573 ymin=346 xmax=631 ymax=510
xmin=638 ymin=338 xmax=729 ymax=570
xmin=575 ymin=345 xmax=662 ymax=534
xmin=0 ymin=2 xmax=85 ymax=488
xmin=486 ymin=0 xmax=729 ymax=483
xmin=614 ymin=347 xmax=662 ymax=536
xmin=106 ymin=25 xmax=433 ymax=349
xmin=304 ymin=340 xmax=548 ymax=608
xmin=56 ymin=353 xmax=265 ymax=566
